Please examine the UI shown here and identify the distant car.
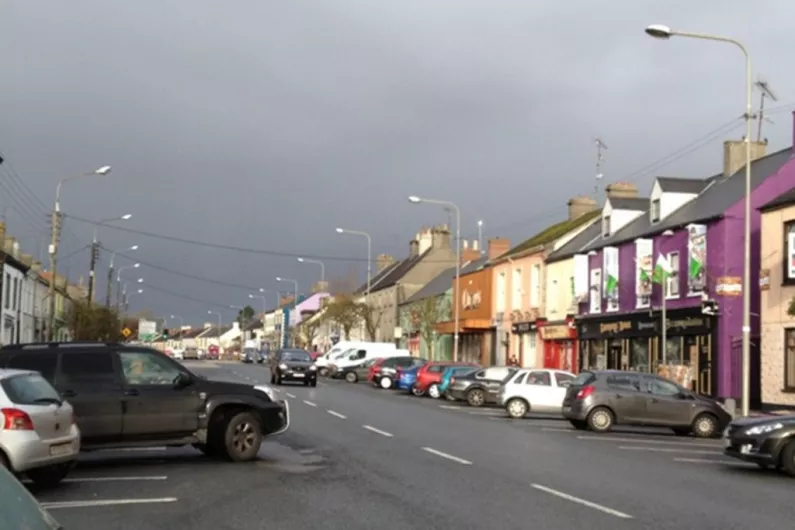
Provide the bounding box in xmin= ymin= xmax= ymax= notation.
xmin=396 ymin=365 xmax=422 ymax=392
xmin=414 ymin=362 xmax=480 ymax=398
xmin=0 ymin=463 xmax=63 ymax=529
xmin=562 ymin=370 xmax=731 ymax=437
xmin=723 ymin=414 xmax=795 ymax=476
xmin=372 ymin=356 xmax=427 ymax=389
xmin=0 ymin=369 xmax=80 ymax=486
xmin=446 ymin=366 xmax=517 ymax=406
xmin=241 ymin=349 xmax=258 ymax=363
xmin=269 ymin=349 xmax=318 ymax=387
xmin=172 ymin=349 xmax=185 ymax=361
xmin=498 ymin=369 xmax=575 ymax=418
xmin=341 ymin=358 xmax=378 ymax=383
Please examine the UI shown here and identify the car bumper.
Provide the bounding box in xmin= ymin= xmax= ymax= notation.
xmin=723 ymin=432 xmax=787 ymax=465
xmin=262 ymin=400 xmax=290 ymax=436
xmin=280 ymin=370 xmax=317 ymax=382
xmin=562 ymin=401 xmax=588 ymax=421
xmin=1 ymin=425 xmax=81 ymax=473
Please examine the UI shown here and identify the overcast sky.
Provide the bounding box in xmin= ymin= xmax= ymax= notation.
xmin=1 ymin=1 xmax=794 ymax=325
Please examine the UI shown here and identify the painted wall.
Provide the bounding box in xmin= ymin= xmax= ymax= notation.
xmin=545 ymin=258 xmax=575 ymax=320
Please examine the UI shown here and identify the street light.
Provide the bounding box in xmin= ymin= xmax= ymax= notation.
xmin=106 ymin=245 xmax=139 ymax=308
xmin=208 ymin=310 xmax=222 ymax=343
xmin=646 ymin=24 xmax=753 ymax=416
xmin=408 ymin=195 xmax=462 ymax=362
xmin=297 ymin=257 xmax=326 ymax=283
xmin=89 ymin=214 xmax=133 ymax=302
xmin=335 ymin=228 xmax=372 ymax=296
xmin=48 ymin=165 xmax=112 ymax=339
xmin=276 ymin=277 xmax=299 ymax=304
xmin=116 ymin=263 xmax=140 ymax=311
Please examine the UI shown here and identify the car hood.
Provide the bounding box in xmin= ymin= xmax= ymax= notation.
xmin=730 ymin=414 xmax=795 ymax=428
xmin=281 ymin=360 xmax=314 ymax=368
xmin=196 ymin=378 xmax=267 ymax=398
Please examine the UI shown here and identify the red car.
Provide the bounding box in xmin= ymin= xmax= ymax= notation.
xmin=367 ymin=357 xmax=387 ymax=383
xmin=414 ymin=361 xmax=479 ymax=398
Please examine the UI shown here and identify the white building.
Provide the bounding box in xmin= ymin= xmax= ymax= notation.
xmin=1 ymin=238 xmax=27 ymax=345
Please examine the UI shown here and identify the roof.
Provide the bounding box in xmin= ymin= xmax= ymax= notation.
xmin=497 ymin=209 xmax=601 ymax=261
xmin=608 ymin=197 xmax=648 ymax=211
xmin=403 ymin=266 xmax=456 ymax=304
xmin=583 ymin=147 xmax=793 ymax=251
xmin=656 ymin=177 xmax=709 ymax=194
xmin=360 ymin=249 xmax=432 ymax=294
xmin=760 ymin=185 xmax=795 ymax=212
xmin=460 ymin=255 xmax=490 ymax=276
xmin=546 ymin=220 xmax=602 ymax=263
xmin=179 ymin=328 xmax=205 ymax=339
xmin=353 ymin=260 xmax=400 ymax=294
xmin=197 ymin=325 xmax=232 ymax=339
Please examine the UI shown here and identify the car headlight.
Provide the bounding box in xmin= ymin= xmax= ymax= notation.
xmin=309 ymin=365 xmax=317 ymax=371
xmin=253 ymin=385 xmax=276 ymax=401
xmin=279 ymin=363 xmax=288 ymax=370
xmin=745 ymin=422 xmax=784 ymax=436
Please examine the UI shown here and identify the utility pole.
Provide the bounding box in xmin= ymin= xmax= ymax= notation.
xmin=48 ymin=210 xmax=61 ymax=341
xmin=754 ymin=78 xmax=778 ymax=142
xmin=105 ymin=264 xmax=113 ymax=308
xmin=87 ymin=242 xmax=99 ymax=303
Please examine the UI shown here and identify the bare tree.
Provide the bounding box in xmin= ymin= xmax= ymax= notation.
xmin=297 ymin=316 xmax=322 ymax=348
xmin=356 ymin=302 xmax=385 ymax=341
xmin=321 ymin=294 xmax=361 ymax=339
xmin=410 ymin=297 xmax=439 ymax=359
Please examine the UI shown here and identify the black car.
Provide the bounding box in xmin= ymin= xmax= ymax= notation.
xmin=0 ymin=342 xmax=289 ymax=462
xmin=270 ymin=349 xmax=317 ymax=387
xmin=723 ymin=414 xmax=795 ymax=476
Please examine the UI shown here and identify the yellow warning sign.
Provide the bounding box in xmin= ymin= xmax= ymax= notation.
xmin=121 ymin=328 xmax=132 ymax=338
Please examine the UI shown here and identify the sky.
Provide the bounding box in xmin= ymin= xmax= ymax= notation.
xmin=1 ymin=1 xmax=795 ymax=326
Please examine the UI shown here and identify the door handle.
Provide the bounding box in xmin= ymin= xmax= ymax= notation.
xmin=124 ymin=389 xmax=140 ymax=397
xmin=61 ymin=390 xmax=76 ymax=398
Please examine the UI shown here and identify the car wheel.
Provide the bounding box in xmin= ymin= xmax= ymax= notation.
xmin=220 ymin=411 xmax=263 ymax=462
xmin=691 ymin=413 xmax=718 ymax=439
xmin=345 ymin=372 xmax=358 ymax=383
xmin=319 ymin=367 xmax=329 ymax=377
xmin=779 ymin=440 xmax=795 ymax=477
xmin=466 ymin=388 xmax=486 ymax=407
xmin=379 ymin=377 xmax=393 ymax=390
xmin=506 ymin=397 xmax=528 ymax=419
xmin=586 ymin=407 xmax=614 ymax=433
xmin=26 ymin=463 xmax=71 ymax=488
xmin=309 ymin=379 xmax=317 ymax=388
xmin=411 ymin=384 xmax=425 ymax=397
xmin=569 ymin=420 xmax=588 ymax=430
xmin=428 ymin=384 xmax=441 ymax=399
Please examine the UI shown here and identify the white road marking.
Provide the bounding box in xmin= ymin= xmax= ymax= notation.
xmin=619 ymin=446 xmax=718 ymax=455
xmin=674 ymin=457 xmax=754 ymax=466
xmin=41 ymin=498 xmax=179 ymax=509
xmin=23 ymin=476 xmax=168 ymax=485
xmin=285 ymin=393 xmax=296 ymax=398
xmin=97 ymin=447 xmax=167 ymax=452
xmin=531 ymin=484 xmax=632 ymax=518
xmin=541 ymin=427 xmax=575 ymax=433
xmin=327 ymin=410 xmax=347 ymax=419
xmin=421 ymin=447 xmax=472 ymax=465
xmin=362 ymin=425 xmax=393 ymax=437
xmin=439 ymin=405 xmax=463 ymax=410
xmin=577 ymin=435 xmax=720 ymax=447
xmin=303 ymin=400 xmax=318 ymax=407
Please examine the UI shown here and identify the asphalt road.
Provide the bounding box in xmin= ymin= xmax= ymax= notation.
xmin=36 ymin=361 xmax=794 ymax=530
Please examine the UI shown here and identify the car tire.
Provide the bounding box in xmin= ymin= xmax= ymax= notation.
xmin=586 ymin=407 xmax=614 ymax=433
xmin=379 ymin=377 xmax=393 ymax=390
xmin=219 ymin=411 xmax=263 ymax=462
xmin=780 ymin=440 xmax=795 ymax=477
xmin=691 ymin=413 xmax=718 ymax=439
xmin=309 ymin=379 xmax=317 ymax=388
xmin=319 ymin=367 xmax=329 ymax=377
xmin=428 ymin=384 xmax=441 ymax=399
xmin=26 ymin=463 xmax=71 ymax=488
xmin=411 ymin=384 xmax=425 ymax=397
xmin=569 ymin=420 xmax=588 ymax=430
xmin=345 ymin=372 xmax=358 ymax=383
xmin=506 ymin=397 xmax=528 ymax=419
xmin=466 ymin=388 xmax=486 ymax=408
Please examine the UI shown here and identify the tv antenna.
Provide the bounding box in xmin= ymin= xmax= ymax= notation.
xmin=755 ymin=78 xmax=778 ymax=142
xmin=593 ymin=137 xmax=608 ymax=198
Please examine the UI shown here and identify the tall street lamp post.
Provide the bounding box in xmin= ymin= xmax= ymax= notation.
xmin=107 ymin=245 xmax=139 ymax=307
xmin=297 ymin=257 xmax=326 ymax=283
xmin=335 ymin=228 xmax=371 ymax=297
xmin=116 ymin=263 xmax=140 ymax=312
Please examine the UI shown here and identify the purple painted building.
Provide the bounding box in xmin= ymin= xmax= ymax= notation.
xmin=572 ymin=116 xmax=795 ymax=401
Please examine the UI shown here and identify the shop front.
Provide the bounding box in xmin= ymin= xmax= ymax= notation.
xmin=510 ymin=321 xmax=538 ymax=368
xmin=435 ymin=319 xmax=493 ymax=365
xmin=576 ymin=307 xmax=716 ymax=396
xmin=538 ymin=318 xmax=578 ymax=372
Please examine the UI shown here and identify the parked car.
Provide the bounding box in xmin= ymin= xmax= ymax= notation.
xmin=562 ymin=370 xmax=731 ymax=438
xmin=723 ymin=414 xmax=795 ymax=476
xmin=0 ymin=342 xmax=289 ymax=462
xmin=396 ymin=365 xmax=423 ymax=392
xmin=414 ymin=362 xmax=480 ymax=398
xmin=437 ymin=365 xmax=479 ymax=398
xmin=269 ymin=349 xmax=318 ymax=387
xmin=498 ymin=369 xmax=575 ymax=418
xmin=0 ymin=369 xmax=81 ymax=486
xmin=371 ymin=356 xmax=426 ymax=389
xmin=0 ymin=463 xmax=63 ymax=529
xmin=446 ymin=366 xmax=517 ymax=406
xmin=339 ymin=358 xmax=377 ymax=383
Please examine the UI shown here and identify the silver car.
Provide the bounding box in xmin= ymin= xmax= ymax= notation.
xmin=0 ymin=369 xmax=80 ymax=486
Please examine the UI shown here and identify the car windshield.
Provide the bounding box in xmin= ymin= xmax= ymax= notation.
xmin=281 ymin=351 xmax=311 ymax=362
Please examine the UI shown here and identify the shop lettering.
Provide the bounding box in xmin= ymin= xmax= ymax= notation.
xmin=666 ymin=317 xmax=704 ymax=330
xmin=599 ymin=321 xmax=632 ymax=334
xmin=637 ymin=322 xmax=656 ymax=331
xmin=541 ymin=326 xmax=570 ymax=340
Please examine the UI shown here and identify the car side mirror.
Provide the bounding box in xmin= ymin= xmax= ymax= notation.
xmin=560 ymin=381 xmax=571 ymax=388
xmin=677 ymin=391 xmax=691 ymax=400
xmin=174 ymin=372 xmax=193 ymax=389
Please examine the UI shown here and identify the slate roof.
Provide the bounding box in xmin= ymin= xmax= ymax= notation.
xmin=197 ymin=325 xmax=232 ymax=339
xmin=353 ymin=259 xmax=401 ymax=294
xmin=608 ymin=197 xmax=648 ymax=211
xmin=582 ymin=147 xmax=793 ymax=252
xmin=356 ymin=249 xmax=432 ymax=294
xmin=546 ymin=220 xmax=603 ymax=264
xmin=401 ymin=255 xmax=490 ymax=305
xmin=495 ymin=209 xmax=601 ymax=261
xmin=759 ymin=185 xmax=795 ymax=212
xmin=656 ymin=177 xmax=709 ymax=194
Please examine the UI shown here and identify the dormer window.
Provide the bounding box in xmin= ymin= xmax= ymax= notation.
xmin=650 ymin=199 xmax=661 ymax=223
xmin=602 ymin=215 xmax=611 ymax=237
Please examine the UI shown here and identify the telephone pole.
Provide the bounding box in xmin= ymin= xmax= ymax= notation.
xmin=87 ymin=242 xmax=99 ymax=302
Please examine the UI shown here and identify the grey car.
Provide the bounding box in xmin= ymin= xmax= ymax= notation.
xmin=562 ymin=370 xmax=731 ymax=438
xmin=446 ymin=366 xmax=517 ymax=407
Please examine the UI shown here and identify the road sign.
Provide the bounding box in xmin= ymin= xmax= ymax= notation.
xmin=138 ymin=319 xmax=157 ymax=342
xmin=121 ymin=328 xmax=132 ymax=338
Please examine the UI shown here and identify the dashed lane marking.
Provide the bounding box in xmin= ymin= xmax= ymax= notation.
xmin=327 ymin=410 xmax=347 ymax=419
xmin=303 ymin=400 xmax=318 ymax=407
xmin=618 ymin=446 xmax=719 ymax=455
xmin=41 ymin=498 xmax=179 ymax=509
xmin=362 ymin=425 xmax=393 ymax=437
xmin=531 ymin=484 xmax=632 ymax=519
xmin=421 ymin=447 xmax=472 ymax=465
xmin=286 ymin=393 xmax=296 ymax=398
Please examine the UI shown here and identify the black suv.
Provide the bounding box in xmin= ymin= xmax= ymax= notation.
xmin=269 ymin=349 xmax=317 ymax=386
xmin=0 ymin=342 xmax=289 ymax=462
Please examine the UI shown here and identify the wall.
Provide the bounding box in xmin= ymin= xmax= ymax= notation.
xmin=398 ymin=291 xmax=452 ymax=360
xmin=759 ymin=202 xmax=795 ymax=406
xmin=545 ymin=258 xmax=575 ymax=320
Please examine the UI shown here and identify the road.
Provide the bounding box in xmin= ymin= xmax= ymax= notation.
xmin=35 ymin=361 xmax=794 ymax=530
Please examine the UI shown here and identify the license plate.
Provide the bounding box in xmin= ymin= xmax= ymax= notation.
xmin=49 ymin=443 xmax=73 ymax=457
xmin=292 ymin=373 xmax=305 ymax=378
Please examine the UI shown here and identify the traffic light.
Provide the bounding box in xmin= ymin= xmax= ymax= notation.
xmin=162 ymin=328 xmax=170 ymax=340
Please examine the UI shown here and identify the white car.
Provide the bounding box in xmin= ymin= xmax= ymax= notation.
xmin=498 ymin=369 xmax=576 ymax=419
xmin=0 ymin=369 xmax=81 ymax=486
xmin=172 ymin=349 xmax=185 ymax=360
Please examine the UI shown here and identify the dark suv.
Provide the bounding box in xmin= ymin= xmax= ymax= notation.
xmin=562 ymin=370 xmax=731 ymax=438
xmin=269 ymin=349 xmax=317 ymax=386
xmin=0 ymin=342 xmax=289 ymax=462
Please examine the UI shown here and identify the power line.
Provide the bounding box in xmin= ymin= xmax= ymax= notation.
xmin=130 ymin=280 xmax=237 ymax=310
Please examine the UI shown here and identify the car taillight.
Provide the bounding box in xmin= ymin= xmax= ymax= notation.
xmin=450 ymin=377 xmax=456 ymax=385
xmin=576 ymin=385 xmax=595 ymax=400
xmin=2 ymin=408 xmax=34 ymax=430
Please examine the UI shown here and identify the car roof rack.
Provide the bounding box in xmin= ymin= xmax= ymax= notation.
xmin=0 ymin=342 xmax=125 ymax=351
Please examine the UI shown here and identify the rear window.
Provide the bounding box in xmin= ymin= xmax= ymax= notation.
xmin=571 ymin=371 xmax=596 ymax=387
xmin=428 ymin=365 xmax=446 ymax=373
xmin=1 ymin=374 xmax=62 ymax=406
xmin=606 ymin=374 xmax=641 ymax=391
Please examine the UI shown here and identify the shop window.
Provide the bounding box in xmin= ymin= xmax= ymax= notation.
xmin=785 ymin=221 xmax=795 ymax=285
xmin=784 ymin=329 xmax=795 ymax=391
xmin=666 ymin=252 xmax=680 ymax=298
xmin=585 ymin=340 xmax=605 ymax=371
xmin=629 ymin=338 xmax=650 ymax=372
xmin=512 ymin=267 xmax=522 ymax=310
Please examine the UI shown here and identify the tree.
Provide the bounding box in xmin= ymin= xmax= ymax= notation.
xmin=67 ymin=300 xmax=123 ymax=341
xmin=356 ymin=302 xmax=385 ymax=341
xmin=410 ymin=297 xmax=440 ymax=359
xmin=322 ymin=294 xmax=361 ymax=339
xmin=237 ymin=305 xmax=255 ymax=323
xmin=296 ymin=316 xmax=322 ymax=348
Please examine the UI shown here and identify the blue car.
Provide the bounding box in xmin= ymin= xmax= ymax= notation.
xmin=438 ymin=366 xmax=477 ymax=395
xmin=397 ymin=365 xmax=421 ymax=391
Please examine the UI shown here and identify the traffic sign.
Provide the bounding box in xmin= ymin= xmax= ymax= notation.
xmin=121 ymin=328 xmax=132 ymax=338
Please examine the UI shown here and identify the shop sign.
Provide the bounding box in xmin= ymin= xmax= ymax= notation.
xmin=715 ymin=276 xmax=741 ymax=297
xmin=539 ymin=325 xmax=571 ymax=340
xmin=759 ymin=269 xmax=770 ymax=291
xmin=511 ymin=321 xmax=536 ymax=334
xmin=577 ymin=308 xmax=711 ymax=339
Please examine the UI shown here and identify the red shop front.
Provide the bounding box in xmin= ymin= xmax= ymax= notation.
xmin=538 ymin=318 xmax=578 ymax=373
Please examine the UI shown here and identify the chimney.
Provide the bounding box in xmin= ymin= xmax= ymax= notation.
xmin=313 ymin=280 xmax=329 ymax=293
xmin=460 ymin=239 xmax=479 ymax=263
xmin=723 ymin=138 xmax=767 ymax=178
xmin=376 ymin=253 xmax=395 ymax=272
xmin=409 ymin=238 xmax=419 ymax=257
xmin=31 ymin=260 xmax=41 ymax=273
xmin=605 ymin=182 xmax=638 ymax=199
xmin=487 ymin=238 xmax=511 ymax=260
xmin=19 ymin=253 xmax=33 ymax=268
xmin=3 ymin=237 xmax=16 ymax=255
xmin=567 ymin=196 xmax=598 ymax=220
xmin=431 ymin=224 xmax=451 ymax=250
xmin=472 ymin=239 xmax=479 ymax=252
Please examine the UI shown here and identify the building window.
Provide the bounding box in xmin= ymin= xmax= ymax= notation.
xmin=650 ymin=199 xmax=661 ymax=223
xmin=497 ymin=272 xmax=506 ymax=312
xmin=530 ymin=264 xmax=541 ymax=307
xmin=512 ymin=268 xmax=522 ymax=310
xmin=3 ymin=273 xmax=8 ymax=310
xmin=12 ymin=278 xmax=18 ymax=311
xmin=666 ymin=252 xmax=680 ymax=298
xmin=602 ymin=215 xmax=611 ymax=238
xmin=785 ymin=329 xmax=795 ymax=391
xmin=785 ymin=221 xmax=795 ymax=284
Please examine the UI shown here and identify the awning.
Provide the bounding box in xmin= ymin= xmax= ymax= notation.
xmin=434 ymin=318 xmax=492 ymax=334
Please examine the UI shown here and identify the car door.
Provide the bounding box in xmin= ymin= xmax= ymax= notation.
xmin=54 ymin=350 xmax=124 ymax=444
xmin=481 ymin=367 xmax=510 ymax=401
xmin=523 ymin=370 xmax=556 ymax=412
xmin=604 ymin=374 xmax=646 ymax=422
xmin=116 ymin=349 xmax=202 ymax=439
xmin=640 ymin=375 xmax=693 ymax=426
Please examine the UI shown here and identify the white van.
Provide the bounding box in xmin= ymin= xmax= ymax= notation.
xmin=316 ymin=342 xmax=395 ymax=375
xmin=331 ymin=344 xmax=404 ymax=372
